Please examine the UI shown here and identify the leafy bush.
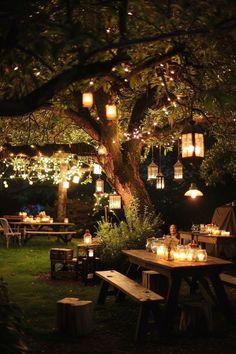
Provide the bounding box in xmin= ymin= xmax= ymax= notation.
xmin=0 ymin=278 xmax=28 ymax=354
xmin=95 ymin=199 xmax=163 ymax=267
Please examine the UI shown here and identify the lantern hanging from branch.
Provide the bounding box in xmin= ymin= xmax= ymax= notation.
xmin=95 ymin=177 xmax=104 ymax=194
xmin=72 ymin=175 xmax=80 ymax=183
xmin=156 ymin=169 xmax=165 ymax=189
xmin=106 ymin=104 xmax=117 ymax=120
xmin=109 ymin=192 xmax=121 ymax=209
xmin=181 ymin=123 xmax=204 ymax=158
xmin=173 ymin=160 xmax=183 ymax=180
xmin=147 ymin=161 xmax=158 ymax=181
xmin=93 ymin=163 xmax=102 ymax=175
xmin=82 ymin=92 xmax=93 ymax=108
xmin=184 ymin=183 xmax=203 ymax=199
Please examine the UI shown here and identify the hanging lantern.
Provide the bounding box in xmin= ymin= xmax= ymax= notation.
xmin=109 ymin=192 xmax=121 ymax=209
xmin=173 ymin=160 xmax=183 ymax=180
xmin=156 ymin=170 xmax=165 ymax=189
xmin=63 ymin=180 xmax=70 ymax=189
xmin=97 ymin=144 xmax=108 ymax=156
xmin=95 ymin=177 xmax=104 ymax=194
xmin=82 ymin=92 xmax=93 ymax=108
xmin=147 ymin=161 xmax=158 ymax=181
xmin=106 ymin=104 xmax=117 ymax=120
xmin=93 ymin=163 xmax=102 ymax=175
xmin=184 ymin=183 xmax=203 ymax=199
xmin=72 ymin=175 xmax=80 ymax=183
xmin=181 ymin=123 xmax=204 ymax=158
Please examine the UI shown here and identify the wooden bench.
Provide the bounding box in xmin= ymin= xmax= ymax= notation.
xmin=96 ymin=270 xmax=164 ymax=341
xmin=25 ymin=231 xmax=76 ymax=244
xmin=220 ymin=273 xmax=236 ymax=288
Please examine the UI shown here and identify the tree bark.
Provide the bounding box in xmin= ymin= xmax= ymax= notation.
xmin=57 ymin=163 xmax=68 ymax=221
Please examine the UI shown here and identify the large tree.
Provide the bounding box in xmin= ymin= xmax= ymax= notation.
xmin=0 ymin=0 xmax=235 ymax=210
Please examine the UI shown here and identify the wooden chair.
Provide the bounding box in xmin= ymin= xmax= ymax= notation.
xmin=0 ymin=218 xmax=22 ymax=248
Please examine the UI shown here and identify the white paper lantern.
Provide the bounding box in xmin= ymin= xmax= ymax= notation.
xmin=93 ymin=163 xmax=102 ymax=175
xmin=106 ymin=104 xmax=117 ymax=120
xmin=82 ymin=92 xmax=93 ymax=108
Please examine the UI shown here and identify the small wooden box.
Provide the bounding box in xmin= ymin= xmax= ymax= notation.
xmin=50 ymin=248 xmax=73 ymax=260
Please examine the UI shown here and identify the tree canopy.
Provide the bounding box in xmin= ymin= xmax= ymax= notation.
xmin=0 ymin=0 xmax=235 ymax=207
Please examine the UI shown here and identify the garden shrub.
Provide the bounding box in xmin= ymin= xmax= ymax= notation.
xmin=0 ymin=278 xmax=28 ymax=354
xmin=95 ymin=199 xmax=163 ymax=267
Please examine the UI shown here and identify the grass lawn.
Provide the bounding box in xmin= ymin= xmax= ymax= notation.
xmin=1 ymin=236 xmax=236 ymax=354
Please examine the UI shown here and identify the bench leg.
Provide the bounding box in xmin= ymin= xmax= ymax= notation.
xmin=135 ymin=302 xmax=151 ymax=342
xmin=97 ymin=280 xmax=110 ymax=304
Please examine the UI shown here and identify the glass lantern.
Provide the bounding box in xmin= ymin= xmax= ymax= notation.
xmin=109 ymin=192 xmax=121 ymax=209
xmin=195 ymin=249 xmax=207 ymax=262
xmin=156 ymin=170 xmax=165 ymax=189
xmin=95 ymin=177 xmax=104 ymax=194
xmin=181 ymin=123 xmax=204 ymax=158
xmin=147 ymin=161 xmax=158 ymax=181
xmin=173 ymin=159 xmax=183 ymax=180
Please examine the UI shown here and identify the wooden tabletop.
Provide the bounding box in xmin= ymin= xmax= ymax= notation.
xmin=9 ymin=221 xmax=75 ymax=226
xmin=122 ymin=249 xmax=233 ymax=271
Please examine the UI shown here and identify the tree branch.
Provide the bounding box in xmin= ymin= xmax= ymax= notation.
xmin=0 ymin=55 xmax=128 ymax=117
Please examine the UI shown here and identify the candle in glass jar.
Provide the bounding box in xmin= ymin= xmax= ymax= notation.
xmin=64 ymin=218 xmax=69 ymax=223
xmin=156 ymin=244 xmax=165 ymax=258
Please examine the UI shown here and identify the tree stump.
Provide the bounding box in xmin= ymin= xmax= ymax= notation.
xmin=57 ymin=297 xmax=94 ymax=336
xmin=142 ymin=270 xmax=168 ymax=297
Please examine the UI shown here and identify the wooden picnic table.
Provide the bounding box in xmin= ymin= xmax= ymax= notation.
xmin=180 ymin=231 xmax=236 ymax=258
xmin=122 ymin=249 xmax=233 ymax=336
xmin=9 ymin=221 xmax=76 ymax=244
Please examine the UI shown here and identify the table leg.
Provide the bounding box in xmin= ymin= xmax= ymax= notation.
xmin=209 ymin=272 xmax=233 ymax=322
xmin=162 ymin=275 xmax=182 ymax=336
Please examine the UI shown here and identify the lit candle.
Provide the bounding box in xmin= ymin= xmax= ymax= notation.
xmin=64 ymin=218 xmax=69 ymax=224
xmin=156 ymin=244 xmax=165 ymax=258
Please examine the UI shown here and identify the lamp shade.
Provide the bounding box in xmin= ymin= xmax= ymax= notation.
xmin=181 ymin=124 xmax=204 ymax=158
xmin=156 ymin=170 xmax=165 ymax=189
xmin=147 ymin=161 xmax=158 ymax=180
xmin=95 ymin=177 xmax=104 ymax=194
xmin=106 ymin=104 xmax=117 ymax=120
xmin=173 ymin=159 xmax=183 ymax=180
xmin=109 ymin=192 xmax=121 ymax=209
xmin=184 ymin=183 xmax=203 ymax=198
xmin=82 ymin=92 xmax=93 ymax=108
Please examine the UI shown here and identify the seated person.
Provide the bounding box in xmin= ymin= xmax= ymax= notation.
xmin=169 ymin=224 xmax=179 ymax=239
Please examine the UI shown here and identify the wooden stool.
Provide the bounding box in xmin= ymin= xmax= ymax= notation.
xmin=142 ymin=270 xmax=168 ymax=297
xmin=57 ymin=297 xmax=94 ymax=336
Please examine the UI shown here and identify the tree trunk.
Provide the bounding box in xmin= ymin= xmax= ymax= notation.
xmin=99 ymin=140 xmax=152 ymax=212
xmin=57 ymin=163 xmax=68 ymax=221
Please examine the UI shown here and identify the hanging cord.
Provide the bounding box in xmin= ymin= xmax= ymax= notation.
xmin=159 ymin=145 xmax=162 ymax=172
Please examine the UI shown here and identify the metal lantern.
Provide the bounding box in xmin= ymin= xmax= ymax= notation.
xmin=147 ymin=161 xmax=158 ymax=181
xmin=156 ymin=170 xmax=165 ymax=189
xmin=93 ymin=163 xmax=102 ymax=175
xmin=173 ymin=160 xmax=183 ymax=180
xmin=181 ymin=124 xmax=204 ymax=158
xmin=184 ymin=183 xmax=203 ymax=199
xmin=95 ymin=177 xmax=104 ymax=194
xmin=109 ymin=192 xmax=121 ymax=209
xmin=82 ymin=92 xmax=93 ymax=108
xmin=105 ymin=104 xmax=117 ymax=120
xmin=97 ymin=144 xmax=108 ymax=156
